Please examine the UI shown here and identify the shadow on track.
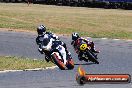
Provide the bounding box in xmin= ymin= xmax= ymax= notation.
xmin=74 ymin=62 xmax=94 ymax=65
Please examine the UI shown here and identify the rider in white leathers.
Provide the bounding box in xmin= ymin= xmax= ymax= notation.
xmin=41 ymin=35 xmax=67 ymax=65
xmin=36 ymin=24 xmax=69 ymax=64
xmin=36 ymin=25 xmax=59 ymax=62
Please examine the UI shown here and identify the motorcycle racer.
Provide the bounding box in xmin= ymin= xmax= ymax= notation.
xmin=42 ymin=37 xmax=68 ymax=65
xmin=71 ymin=32 xmax=100 ymax=61
xmin=36 ymin=24 xmax=59 ymax=62
xmin=36 ymin=24 xmax=70 ymax=62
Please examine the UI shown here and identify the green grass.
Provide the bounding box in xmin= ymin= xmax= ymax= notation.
xmin=0 ymin=3 xmax=132 ymax=39
xmin=0 ymin=56 xmax=54 ymax=71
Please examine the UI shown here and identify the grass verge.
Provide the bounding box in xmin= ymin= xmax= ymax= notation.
xmin=0 ymin=56 xmax=55 ymax=71
xmin=0 ymin=3 xmax=132 ymax=39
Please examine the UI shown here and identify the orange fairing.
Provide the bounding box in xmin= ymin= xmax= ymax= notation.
xmin=78 ymin=66 xmax=86 ymax=76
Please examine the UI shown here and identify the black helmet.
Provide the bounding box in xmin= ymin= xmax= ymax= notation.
xmin=72 ymin=32 xmax=80 ymax=41
xmin=37 ymin=25 xmax=46 ymax=35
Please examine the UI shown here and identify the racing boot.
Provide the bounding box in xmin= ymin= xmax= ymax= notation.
xmin=78 ymin=56 xmax=83 ymax=61
xmin=65 ymin=48 xmax=72 ymax=59
xmin=38 ymin=48 xmax=44 ymax=54
xmin=78 ymin=51 xmax=83 ymax=61
xmin=45 ymin=55 xmax=50 ymax=62
xmin=92 ymin=48 xmax=100 ymax=53
xmin=78 ymin=56 xmax=88 ymax=62
xmin=90 ymin=42 xmax=100 ymax=53
xmin=67 ymin=52 xmax=72 ymax=61
xmin=44 ymin=50 xmax=51 ymax=62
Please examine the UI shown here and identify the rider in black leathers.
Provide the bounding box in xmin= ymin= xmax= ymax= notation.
xmin=71 ymin=32 xmax=100 ymax=61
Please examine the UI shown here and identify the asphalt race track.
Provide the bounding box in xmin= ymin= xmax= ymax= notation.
xmin=0 ymin=31 xmax=132 ymax=88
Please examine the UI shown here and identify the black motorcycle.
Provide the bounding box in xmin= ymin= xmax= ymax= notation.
xmin=78 ymin=43 xmax=99 ymax=64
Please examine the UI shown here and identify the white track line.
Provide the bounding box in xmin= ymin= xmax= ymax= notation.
xmin=113 ymin=39 xmax=120 ymax=41
xmin=126 ymin=40 xmax=132 ymax=42
xmin=100 ymin=38 xmax=132 ymax=41
xmin=0 ymin=66 xmax=58 ymax=73
xmin=101 ymin=38 xmax=108 ymax=40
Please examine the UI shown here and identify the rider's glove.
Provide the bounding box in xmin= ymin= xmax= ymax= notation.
xmin=71 ymin=41 xmax=74 ymax=45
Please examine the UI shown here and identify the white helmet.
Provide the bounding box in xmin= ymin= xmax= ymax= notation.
xmin=72 ymin=32 xmax=80 ymax=41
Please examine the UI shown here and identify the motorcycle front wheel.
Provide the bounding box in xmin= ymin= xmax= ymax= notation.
xmin=52 ymin=52 xmax=66 ymax=70
xmin=86 ymin=51 xmax=99 ymax=64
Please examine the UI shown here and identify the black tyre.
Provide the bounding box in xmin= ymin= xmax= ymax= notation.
xmin=86 ymin=51 xmax=99 ymax=64
xmin=66 ymin=59 xmax=74 ymax=70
